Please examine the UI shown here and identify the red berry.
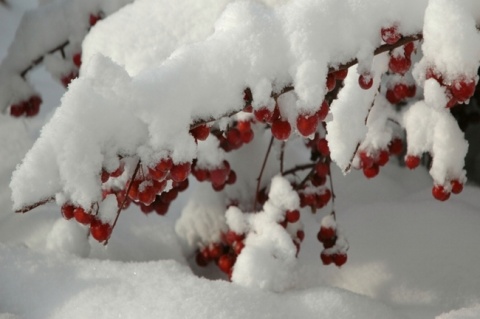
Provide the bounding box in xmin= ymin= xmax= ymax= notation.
xmin=243 ymin=88 xmax=252 ymax=102
xmin=432 ymin=185 xmax=450 ymax=201
xmin=388 ymin=138 xmax=403 ymax=155
xmin=61 ymin=204 xmax=75 ymax=220
xmin=332 ymin=253 xmax=348 ymax=267
xmin=381 ymin=25 xmax=401 ymax=45
xmin=9 ymin=102 xmax=26 ymax=117
xmin=333 ymin=69 xmax=348 ymax=81
xmin=155 ymin=157 xmax=173 ymax=172
xmin=271 ymin=119 xmax=291 ymax=140
xmin=223 ymin=230 xmax=244 ymax=246
xmin=393 ymin=83 xmax=409 ymax=100
xmin=451 ymin=180 xmax=463 ymax=194
xmin=405 ymin=155 xmax=421 ymax=169
xmin=170 ymin=162 xmax=191 ymax=182
xmin=160 ymin=188 xmax=178 ymax=203
xmin=190 ymin=124 xmax=210 ymax=141
xmin=358 ymin=73 xmax=373 ymax=90
xmin=286 ymin=210 xmax=300 ymax=223
xmin=153 ymin=201 xmax=169 ymax=215
xmin=240 ymin=129 xmax=254 ymax=144
xmin=148 ymin=166 xmax=168 ymax=181
xmin=109 ymin=163 xmax=124 ymax=178
xmin=26 ymin=95 xmax=42 ymax=117
xmin=363 ymin=164 xmax=379 ymax=179
xmin=359 ymin=151 xmax=374 ymax=169
xmin=101 ymin=170 xmax=110 ymax=183
xmin=208 ymin=243 xmax=224 ymax=260
xmin=386 ymin=89 xmax=401 ymax=104
xmin=318 ymin=226 xmax=335 ymax=242
xmin=226 ymin=170 xmax=237 ymax=185
xmin=196 ymin=251 xmax=209 ymax=267
xmin=237 ymin=121 xmax=251 ymax=133
xmin=320 ymin=250 xmax=332 ymax=265
xmin=217 ymin=254 xmax=236 ymax=274
xmin=210 ymin=165 xmax=230 ymax=186
xmin=326 ymin=73 xmax=336 ymax=92
xmin=74 ymin=207 xmax=93 ymax=225
xmin=226 ymin=128 xmax=243 ymax=149
xmin=89 ymin=13 xmax=102 ymax=26
xmin=389 ymin=55 xmax=411 ymax=75
xmin=315 ymin=162 xmax=329 ymax=177
xmin=450 ymin=78 xmax=476 ymax=102
xmin=316 ymin=138 xmax=330 ymax=157
xmin=316 ymin=100 xmax=329 ymax=121
xmin=377 ymin=150 xmax=390 ymax=166
xmin=72 ymin=52 xmax=82 ymax=68
xmin=406 ymin=84 xmax=417 ymax=98
xmin=297 ymin=230 xmax=305 ymax=242
xmin=138 ymin=186 xmax=157 ymax=205
xmin=233 ymin=241 xmax=245 ymax=255
xmin=318 ymin=189 xmax=332 ymax=206
xmin=404 ymin=42 xmax=415 ymax=57
xmin=90 ymin=219 xmax=112 ymax=242
xmin=192 ymin=166 xmax=209 ymax=181
xmin=311 ymin=174 xmax=327 ymax=187
xmin=296 ymin=113 xmax=319 ymax=137
xmin=254 ymin=107 xmax=273 ymax=123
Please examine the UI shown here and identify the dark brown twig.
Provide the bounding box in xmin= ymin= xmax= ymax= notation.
xmin=20 ymin=40 xmax=70 ymax=78
xmin=104 ymin=160 xmax=141 ymax=245
xmin=15 ymin=196 xmax=55 ymax=213
xmin=253 ymin=136 xmax=274 ymax=211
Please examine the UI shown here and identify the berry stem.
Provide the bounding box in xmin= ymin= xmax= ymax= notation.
xmin=105 ymin=160 xmax=141 ymax=245
xmin=20 ymin=40 xmax=70 ymax=78
xmin=280 ymin=141 xmax=285 ymax=174
xmin=327 ymin=158 xmax=337 ymax=220
xmin=253 ymin=136 xmax=274 ymax=211
xmin=282 ymin=163 xmax=316 ymax=176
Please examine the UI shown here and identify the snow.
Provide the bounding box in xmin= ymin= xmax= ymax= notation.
xmin=1 ymin=1 xmax=480 ymax=319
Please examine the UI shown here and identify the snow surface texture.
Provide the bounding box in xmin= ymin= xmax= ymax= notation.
xmin=2 ymin=1 xmax=480 ymax=319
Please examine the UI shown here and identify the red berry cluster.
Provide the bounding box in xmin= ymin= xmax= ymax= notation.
xmin=192 ymin=160 xmax=237 ymax=191
xmin=296 ymin=100 xmax=329 ymax=137
xmin=356 ymin=137 xmax=404 ymax=178
xmin=60 ymin=203 xmax=112 ymax=242
xmin=317 ymin=215 xmax=348 ymax=267
xmin=9 ymin=95 xmax=42 ymax=117
xmin=426 ymin=68 xmax=477 ymax=108
xmin=432 ymin=179 xmax=464 ymax=202
xmin=385 ymin=81 xmax=416 ymax=105
xmin=195 ymin=230 xmax=245 ymax=278
xmin=214 ymin=120 xmax=254 ymax=152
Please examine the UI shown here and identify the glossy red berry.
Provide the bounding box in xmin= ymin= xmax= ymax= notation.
xmin=318 ymin=226 xmax=336 ymax=242
xmin=26 ymin=95 xmax=42 ymax=117
xmin=296 ymin=113 xmax=319 ymax=137
xmin=405 ymin=155 xmax=421 ymax=169
xmin=377 ymin=150 xmax=390 ymax=166
xmin=72 ymin=52 xmax=82 ymax=68
xmin=61 ymin=203 xmax=75 ymax=220
xmin=333 ymin=69 xmax=348 ymax=81
xmin=254 ymin=107 xmax=273 ymax=123
xmin=450 ymin=78 xmax=476 ymax=102
xmin=358 ymin=73 xmax=373 ymax=90
xmin=432 ymin=185 xmax=450 ymax=201
xmin=316 ymin=138 xmax=330 ymax=157
xmin=218 ymin=254 xmax=236 ymax=274
xmin=388 ymin=55 xmax=411 ymax=75
xmin=451 ymin=180 xmax=464 ymax=194
xmin=326 ymin=73 xmax=336 ymax=92
xmin=286 ymin=210 xmax=300 ymax=223
xmin=90 ymin=219 xmax=112 ymax=242
xmin=271 ymin=119 xmax=291 ymax=141
xmin=316 ymin=100 xmax=329 ymax=121
xmin=332 ymin=253 xmax=348 ymax=267
xmin=190 ymin=124 xmax=210 ymax=141
xmin=297 ymin=230 xmax=305 ymax=242
xmin=363 ymin=164 xmax=379 ymax=179
xmin=388 ymin=138 xmax=403 ymax=155
xmin=9 ymin=102 xmax=26 ymax=117
xmin=74 ymin=207 xmax=93 ymax=225
xmin=320 ymin=250 xmax=332 ymax=265
xmin=170 ymin=162 xmax=191 ymax=182
xmin=315 ymin=162 xmax=329 ymax=177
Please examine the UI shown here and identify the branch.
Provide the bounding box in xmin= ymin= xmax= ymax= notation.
xmin=253 ymin=136 xmax=274 ymax=211
xmin=282 ymin=163 xmax=316 ymax=176
xmin=20 ymin=40 xmax=70 ymax=78
xmin=15 ymin=197 xmax=55 ymax=213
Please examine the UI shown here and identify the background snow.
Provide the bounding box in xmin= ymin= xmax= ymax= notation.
xmin=1 ymin=1 xmax=480 ymax=319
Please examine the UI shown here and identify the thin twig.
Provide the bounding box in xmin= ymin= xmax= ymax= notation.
xmin=253 ymin=136 xmax=274 ymax=211
xmin=280 ymin=142 xmax=285 ymax=174
xmin=20 ymin=40 xmax=70 ymax=78
xmin=104 ymin=160 xmax=141 ymax=245
xmin=282 ymin=163 xmax=316 ymax=176
xmin=327 ymin=158 xmax=336 ymax=220
xmin=15 ymin=196 xmax=55 ymax=213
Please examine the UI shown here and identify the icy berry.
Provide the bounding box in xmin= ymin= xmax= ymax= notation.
xmin=61 ymin=203 xmax=75 ymax=220
xmin=363 ymin=164 xmax=379 ymax=179
xmin=254 ymin=107 xmax=273 ymax=123
xmin=388 ymin=55 xmax=411 ymax=75
xmin=286 ymin=210 xmax=300 ymax=223
xmin=320 ymin=250 xmax=332 ymax=265
xmin=450 ymin=78 xmax=476 ymax=102
xmin=381 ymin=25 xmax=401 ymax=44
xmin=190 ymin=124 xmax=210 ymax=141
xmin=218 ymin=254 xmax=236 ymax=274
xmin=74 ymin=207 xmax=93 ymax=225
xmin=332 ymin=253 xmax=348 ymax=267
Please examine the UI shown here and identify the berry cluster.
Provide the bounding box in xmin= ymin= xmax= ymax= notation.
xmin=192 ymin=160 xmax=237 ymax=191
xmin=60 ymin=203 xmax=112 ymax=242
xmin=356 ymin=137 xmax=404 ymax=179
xmin=426 ymin=68 xmax=477 ymax=108
xmin=318 ymin=215 xmax=348 ymax=267
xmin=9 ymin=95 xmax=42 ymax=117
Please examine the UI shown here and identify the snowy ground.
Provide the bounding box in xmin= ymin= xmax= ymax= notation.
xmin=1 ymin=2 xmax=480 ymax=319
